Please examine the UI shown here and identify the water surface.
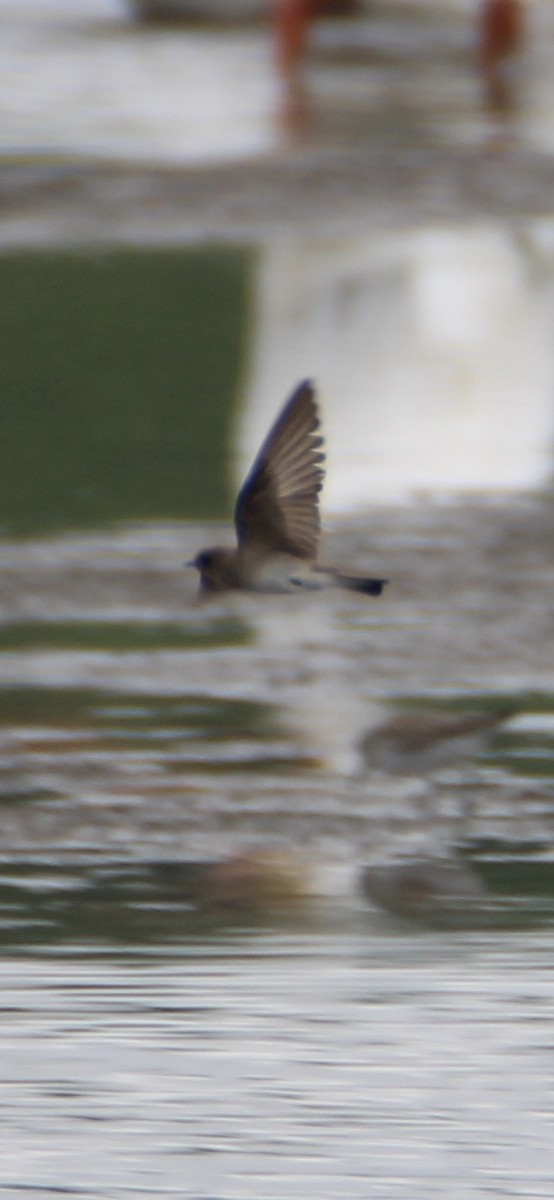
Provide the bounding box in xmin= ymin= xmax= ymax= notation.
xmin=2 ymin=926 xmax=554 ymax=1199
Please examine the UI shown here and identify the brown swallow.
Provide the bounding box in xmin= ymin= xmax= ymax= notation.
xmin=188 ymin=379 xmax=389 ymax=597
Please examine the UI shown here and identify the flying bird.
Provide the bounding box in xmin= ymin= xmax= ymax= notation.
xmin=188 ymin=379 xmax=388 ymax=598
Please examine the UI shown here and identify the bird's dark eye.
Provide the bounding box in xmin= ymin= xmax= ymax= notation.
xmin=196 ymin=551 xmax=214 ymax=568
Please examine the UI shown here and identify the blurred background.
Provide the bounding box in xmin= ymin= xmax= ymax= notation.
xmin=2 ymin=2 xmax=554 ymax=1198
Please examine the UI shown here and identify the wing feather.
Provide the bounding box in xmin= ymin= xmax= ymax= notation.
xmin=234 ymin=380 xmax=325 ymax=559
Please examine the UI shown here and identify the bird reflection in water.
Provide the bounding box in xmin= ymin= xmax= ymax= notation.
xmin=359 ymin=853 xmax=491 ymax=927
xmin=351 ymin=704 xmax=514 ymax=926
xmin=357 ymin=706 xmax=511 ymax=782
xmin=354 ymin=701 xmax=514 ymax=832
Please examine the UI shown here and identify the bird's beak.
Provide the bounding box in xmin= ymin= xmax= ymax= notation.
xmin=185 ymin=559 xmax=196 ymax=568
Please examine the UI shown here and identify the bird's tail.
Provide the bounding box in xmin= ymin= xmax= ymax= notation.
xmin=336 ymin=574 xmax=389 ymax=597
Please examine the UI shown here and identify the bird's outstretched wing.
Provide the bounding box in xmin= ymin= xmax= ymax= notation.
xmin=234 ymin=379 xmax=325 ymax=559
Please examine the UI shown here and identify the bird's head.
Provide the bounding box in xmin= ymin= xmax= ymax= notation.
xmin=186 ymin=548 xmax=220 ymax=574
xmin=185 ymin=547 xmax=238 ymax=595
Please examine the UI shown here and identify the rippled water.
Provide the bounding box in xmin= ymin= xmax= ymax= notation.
xmin=2 ymin=927 xmax=554 ymax=1199
xmin=1 ymin=272 xmax=554 ymax=1200
xmin=2 ymin=467 xmax=554 ymax=1198
xmin=1 ymin=506 xmax=553 ymax=903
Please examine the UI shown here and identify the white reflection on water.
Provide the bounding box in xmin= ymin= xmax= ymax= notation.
xmin=1 ymin=929 xmax=554 ymax=1198
xmin=239 ymin=222 xmax=554 ymax=506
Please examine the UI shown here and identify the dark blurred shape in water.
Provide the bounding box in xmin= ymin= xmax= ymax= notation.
xmin=1 ymin=247 xmax=252 ymax=535
xmin=359 ymin=852 xmax=554 ymax=929
xmin=188 ymin=847 xmax=314 ymax=912
xmin=130 ymin=0 xmax=267 ymax=19
xmin=479 ymin=0 xmax=525 ymax=113
xmin=129 ymin=0 xmax=359 ymax=26
xmin=360 ymin=854 xmax=490 ymax=927
xmin=273 ymin=0 xmax=526 ymax=136
xmin=1 ymin=850 xmax=554 ymax=950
